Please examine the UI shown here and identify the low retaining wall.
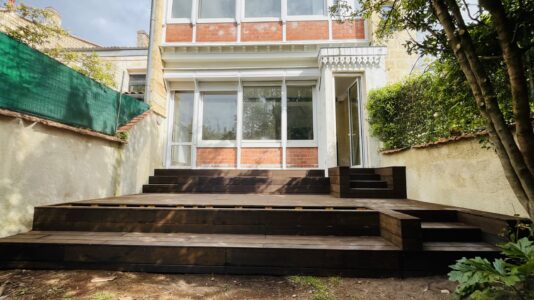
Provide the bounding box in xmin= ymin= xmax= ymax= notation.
xmin=0 ymin=112 xmax=167 ymax=238
xmin=379 ymin=138 xmax=528 ymax=217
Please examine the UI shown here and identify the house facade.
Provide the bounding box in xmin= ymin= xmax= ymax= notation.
xmin=155 ymin=0 xmax=405 ymax=173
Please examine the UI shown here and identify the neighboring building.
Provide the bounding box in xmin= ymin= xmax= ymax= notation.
xmin=1 ymin=2 xmax=149 ymax=95
xmin=69 ymin=31 xmax=149 ymax=97
xmin=146 ymin=0 xmax=417 ymax=171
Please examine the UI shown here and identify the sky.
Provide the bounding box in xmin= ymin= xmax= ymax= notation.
xmin=17 ymin=0 xmax=151 ymax=47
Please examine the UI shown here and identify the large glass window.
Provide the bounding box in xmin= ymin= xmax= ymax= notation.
xmin=287 ymin=0 xmax=325 ymax=16
xmin=170 ymin=92 xmax=194 ymax=167
xmin=243 ymin=87 xmax=282 ymax=140
xmin=199 ymin=0 xmax=235 ymax=18
xmin=171 ymin=0 xmax=192 ymax=18
xmin=287 ymin=86 xmax=314 ymax=140
xmin=245 ymin=0 xmax=281 ymax=18
xmin=202 ymin=93 xmax=237 ymax=140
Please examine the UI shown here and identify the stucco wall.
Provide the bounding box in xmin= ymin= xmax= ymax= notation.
xmin=379 ymin=138 xmax=528 ymax=217
xmin=0 ymin=113 xmax=166 ymax=238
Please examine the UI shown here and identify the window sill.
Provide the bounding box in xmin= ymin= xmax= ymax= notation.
xmin=197 ymin=18 xmax=236 ymax=24
xmin=286 ymin=16 xmax=329 ymax=22
xmin=167 ymin=18 xmax=192 ymax=24
xmin=198 ymin=141 xmax=237 ymax=148
xmin=242 ymin=17 xmax=282 ymax=23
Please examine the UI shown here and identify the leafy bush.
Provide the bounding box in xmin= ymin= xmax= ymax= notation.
xmin=367 ymin=62 xmax=486 ymax=150
xmin=449 ymin=225 xmax=534 ymax=300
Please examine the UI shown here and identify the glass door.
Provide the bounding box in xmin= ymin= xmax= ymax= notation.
xmin=168 ymin=92 xmax=194 ymax=168
xmin=348 ymin=80 xmax=363 ymax=167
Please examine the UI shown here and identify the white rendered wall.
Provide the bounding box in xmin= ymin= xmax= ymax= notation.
xmin=0 ymin=113 xmax=167 ymax=238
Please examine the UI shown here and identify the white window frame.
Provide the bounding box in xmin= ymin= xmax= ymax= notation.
xmin=166 ymin=0 xmax=333 ymax=24
xmin=242 ymin=0 xmax=283 ymax=22
xmin=285 ymin=0 xmax=328 ymax=21
xmin=166 ymin=90 xmax=196 ymax=169
xmin=167 ymin=0 xmax=195 ymax=23
xmin=167 ymin=80 xmax=318 ymax=169
xmin=197 ymin=0 xmax=237 ymax=23
xmin=197 ymin=90 xmax=239 ymax=148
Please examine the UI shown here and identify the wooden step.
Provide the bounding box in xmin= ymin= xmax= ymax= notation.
xmin=350 ymin=180 xmax=388 ymax=189
xmin=33 ymin=206 xmax=380 ymax=236
xmin=398 ymin=210 xmax=458 ymax=222
xmin=421 ymin=222 xmax=481 ymax=242
xmin=402 ymin=241 xmax=500 ymax=276
xmin=148 ymin=176 xmax=330 ymax=186
xmin=350 ymin=174 xmax=382 ymax=181
xmin=143 ymin=183 xmax=330 ymax=194
xmin=154 ymin=169 xmax=325 ymax=178
xmin=348 ymin=169 xmax=378 ymax=175
xmin=0 ymin=231 xmax=402 ymax=276
xmin=0 ymin=231 xmax=500 ymax=276
xmin=345 ymin=188 xmax=398 ymax=199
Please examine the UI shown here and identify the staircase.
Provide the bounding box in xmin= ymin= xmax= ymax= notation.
xmin=143 ymin=169 xmax=330 ymax=194
xmin=329 ymin=167 xmax=407 ymax=198
xmin=0 ymin=202 xmax=504 ymax=276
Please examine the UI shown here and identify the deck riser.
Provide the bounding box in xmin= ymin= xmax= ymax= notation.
xmin=148 ymin=176 xmax=330 ymax=185
xmin=33 ymin=208 xmax=379 ymax=236
xmin=142 ymin=185 xmax=331 ymax=194
xmin=422 ymin=229 xmax=482 ymax=242
xmin=154 ymin=169 xmax=325 ymax=177
xmin=0 ymin=244 xmax=498 ymax=276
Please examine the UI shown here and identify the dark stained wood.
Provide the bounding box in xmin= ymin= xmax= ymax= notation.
xmin=379 ymin=210 xmax=422 ymax=251
xmin=328 ymin=167 xmax=407 ymax=199
xmin=33 ymin=207 xmax=380 ymax=236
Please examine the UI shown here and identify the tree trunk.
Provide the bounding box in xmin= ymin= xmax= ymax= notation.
xmin=479 ymin=0 xmax=534 ymax=176
xmin=432 ymin=0 xmax=534 ymax=218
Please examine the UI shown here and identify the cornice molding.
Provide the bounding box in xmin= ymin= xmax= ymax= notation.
xmin=318 ymin=47 xmax=387 ymax=69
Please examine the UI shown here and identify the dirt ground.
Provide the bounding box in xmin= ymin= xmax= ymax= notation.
xmin=0 ymin=270 xmax=457 ymax=300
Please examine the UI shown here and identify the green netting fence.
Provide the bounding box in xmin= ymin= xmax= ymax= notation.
xmin=0 ymin=32 xmax=149 ymax=135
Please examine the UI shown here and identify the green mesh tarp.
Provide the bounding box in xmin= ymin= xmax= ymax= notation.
xmin=0 ymin=32 xmax=149 ymax=135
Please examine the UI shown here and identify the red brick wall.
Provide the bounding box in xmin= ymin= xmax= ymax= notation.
xmin=241 ymin=22 xmax=283 ymax=42
xmin=197 ymin=148 xmax=237 ymax=167
xmin=196 ymin=23 xmax=237 ymax=42
xmin=166 ymin=24 xmax=193 ymax=42
xmin=241 ymin=148 xmax=282 ymax=167
xmin=286 ymin=21 xmax=328 ymax=41
xmin=332 ymin=19 xmax=366 ymax=40
xmin=196 ymin=147 xmax=318 ymax=168
xmin=286 ymin=148 xmax=319 ymax=168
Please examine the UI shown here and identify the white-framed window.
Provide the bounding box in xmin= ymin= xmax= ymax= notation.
xmin=242 ymin=86 xmax=282 ymax=141
xmin=198 ymin=0 xmax=236 ymax=19
xmin=170 ymin=0 xmax=192 ymax=18
xmin=194 ymin=81 xmax=315 ymax=146
xmin=169 ymin=92 xmax=195 ymax=167
xmin=200 ymin=92 xmax=237 ymax=142
xmin=287 ymin=86 xmax=314 ymax=141
xmin=166 ymin=0 xmax=335 ymax=23
xmin=287 ymin=0 xmax=326 ymax=16
xmin=244 ymin=0 xmax=281 ymax=18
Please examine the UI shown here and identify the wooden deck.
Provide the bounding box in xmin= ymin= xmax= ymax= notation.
xmin=0 ymin=193 xmax=524 ymax=277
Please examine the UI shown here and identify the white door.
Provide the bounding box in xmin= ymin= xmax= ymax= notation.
xmin=348 ymin=80 xmax=363 ymax=167
xmin=167 ymin=92 xmax=194 ymax=168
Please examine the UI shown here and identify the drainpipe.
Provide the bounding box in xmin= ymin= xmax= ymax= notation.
xmin=144 ymin=0 xmax=157 ymax=104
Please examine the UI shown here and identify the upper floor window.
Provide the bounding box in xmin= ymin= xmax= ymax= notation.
xmin=171 ymin=0 xmax=192 ymax=18
xmin=128 ymin=74 xmax=146 ymax=94
xmin=287 ymin=0 xmax=325 ymax=16
xmin=199 ymin=0 xmax=236 ymax=18
xmin=244 ymin=0 xmax=281 ymax=18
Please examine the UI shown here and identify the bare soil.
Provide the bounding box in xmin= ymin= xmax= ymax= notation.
xmin=0 ymin=270 xmax=456 ymax=300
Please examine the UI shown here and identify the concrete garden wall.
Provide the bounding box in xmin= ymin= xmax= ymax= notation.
xmin=0 ymin=113 xmax=167 ymax=238
xmin=379 ymin=138 xmax=528 ymax=217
